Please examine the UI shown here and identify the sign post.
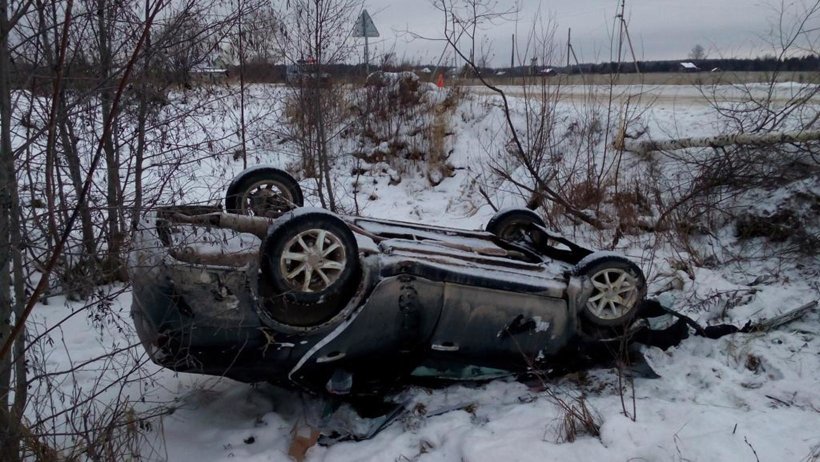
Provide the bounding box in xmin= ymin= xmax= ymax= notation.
xmin=352 ymin=10 xmax=379 ymax=74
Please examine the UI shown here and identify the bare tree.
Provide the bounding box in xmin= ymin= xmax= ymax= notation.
xmin=429 ymin=0 xmax=609 ymax=228
xmin=0 ymin=0 xmax=254 ymax=458
xmin=689 ymin=43 xmax=706 ymax=60
xmin=239 ymin=1 xmax=280 ymax=65
xmin=275 ymin=0 xmax=362 ymax=212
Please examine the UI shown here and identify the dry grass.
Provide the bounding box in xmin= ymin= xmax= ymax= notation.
xmin=546 ymin=391 xmax=601 ymax=444
xmin=347 ymin=74 xmax=461 ymax=185
xmin=426 ymin=112 xmax=454 ymax=186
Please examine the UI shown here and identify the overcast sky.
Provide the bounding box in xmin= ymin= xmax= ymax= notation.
xmin=352 ymin=0 xmax=792 ymax=66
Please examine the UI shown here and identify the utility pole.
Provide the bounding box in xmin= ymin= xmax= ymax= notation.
xmin=510 ymin=34 xmax=515 ymax=68
xmin=615 ymin=0 xmax=640 ymax=74
xmin=566 ymin=28 xmax=571 ymax=68
xmin=566 ymin=27 xmax=585 ymax=84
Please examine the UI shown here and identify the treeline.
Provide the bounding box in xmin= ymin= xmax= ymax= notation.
xmin=568 ymin=55 xmax=820 ymax=74
xmin=243 ymin=55 xmax=820 ymax=81
xmin=224 ymin=54 xmax=820 ymax=81
xmin=13 ymin=54 xmax=818 ymax=90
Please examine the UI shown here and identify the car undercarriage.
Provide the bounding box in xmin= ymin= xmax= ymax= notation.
xmin=129 ymin=167 xmax=650 ymax=398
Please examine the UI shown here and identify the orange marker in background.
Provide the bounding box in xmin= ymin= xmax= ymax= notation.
xmin=436 ymin=73 xmax=445 ymax=88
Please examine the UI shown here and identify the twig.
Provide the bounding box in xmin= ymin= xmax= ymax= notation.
xmin=764 ymin=394 xmax=792 ymax=407
xmin=744 ymin=436 xmax=761 ymax=462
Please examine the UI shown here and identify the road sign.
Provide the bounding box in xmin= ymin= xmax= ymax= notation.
xmin=353 ymin=10 xmax=379 ymax=73
xmin=352 ymin=10 xmax=379 ymax=38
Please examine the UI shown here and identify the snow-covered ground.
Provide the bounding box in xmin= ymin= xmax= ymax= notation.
xmin=25 ymin=82 xmax=820 ymax=461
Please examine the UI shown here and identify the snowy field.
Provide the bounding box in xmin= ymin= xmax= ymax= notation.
xmin=26 ymin=82 xmax=820 ymax=461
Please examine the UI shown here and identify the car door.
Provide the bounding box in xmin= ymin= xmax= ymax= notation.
xmin=427 ymin=282 xmax=572 ymax=370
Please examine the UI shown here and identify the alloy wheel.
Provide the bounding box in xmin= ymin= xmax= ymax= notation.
xmin=585 ymin=267 xmax=640 ymax=321
xmin=278 ymin=228 xmax=347 ymax=293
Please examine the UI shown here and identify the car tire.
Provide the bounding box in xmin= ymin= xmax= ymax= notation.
xmin=225 ymin=167 xmax=304 ymax=217
xmin=259 ymin=210 xmax=359 ymax=327
xmin=485 ymin=208 xmax=547 ymax=247
xmin=574 ymin=254 xmax=646 ymax=327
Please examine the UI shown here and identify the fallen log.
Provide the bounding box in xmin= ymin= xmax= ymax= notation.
xmin=753 ymin=300 xmax=818 ymax=332
xmin=622 ymin=130 xmax=820 ymax=154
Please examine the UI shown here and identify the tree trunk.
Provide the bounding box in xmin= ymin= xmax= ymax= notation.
xmin=59 ymin=106 xmax=97 ymax=258
xmin=9 ymin=121 xmax=26 ymax=462
xmin=0 ymin=0 xmax=21 ymax=457
xmin=314 ymin=90 xmax=336 ymax=212
xmin=131 ymin=0 xmax=151 ymax=234
xmin=621 ymin=130 xmax=820 ymax=154
xmin=238 ymin=0 xmax=248 ymax=170
xmin=97 ymin=0 xmax=125 ymax=282
xmin=38 ymin=0 xmax=59 ymax=263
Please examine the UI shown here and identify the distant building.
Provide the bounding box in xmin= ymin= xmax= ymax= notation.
xmin=680 ymin=62 xmax=700 ymax=72
xmin=190 ymin=65 xmax=228 ymax=83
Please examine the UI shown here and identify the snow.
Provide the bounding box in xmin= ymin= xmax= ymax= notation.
xmin=19 ymin=82 xmax=820 ymax=461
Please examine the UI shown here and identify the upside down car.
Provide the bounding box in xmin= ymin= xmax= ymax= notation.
xmin=128 ymin=167 xmax=648 ymax=396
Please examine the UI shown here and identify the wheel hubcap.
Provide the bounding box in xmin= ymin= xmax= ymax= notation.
xmin=279 ymin=229 xmax=346 ymax=293
xmin=586 ymin=268 xmax=639 ymax=320
xmin=242 ymin=180 xmax=294 ymax=217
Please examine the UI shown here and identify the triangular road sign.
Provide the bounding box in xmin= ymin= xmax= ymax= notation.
xmin=353 ymin=10 xmax=379 ymax=37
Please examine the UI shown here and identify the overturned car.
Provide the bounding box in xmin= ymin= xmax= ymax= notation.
xmin=129 ymin=167 xmax=647 ymax=396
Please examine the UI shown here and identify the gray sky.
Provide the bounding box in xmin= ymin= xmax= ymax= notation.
xmin=353 ymin=0 xmax=792 ymax=66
